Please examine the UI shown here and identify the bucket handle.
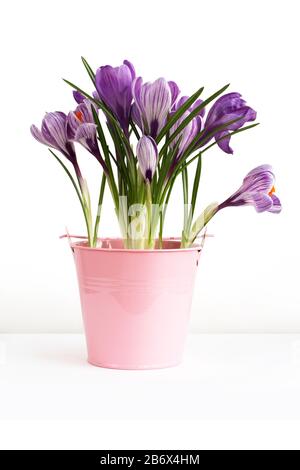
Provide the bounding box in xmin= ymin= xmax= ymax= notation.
xmin=59 ymin=229 xmax=89 ymax=253
xmin=194 ymin=228 xmax=214 ymax=263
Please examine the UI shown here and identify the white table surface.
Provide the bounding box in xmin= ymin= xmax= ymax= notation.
xmin=1 ymin=333 xmax=300 ymax=419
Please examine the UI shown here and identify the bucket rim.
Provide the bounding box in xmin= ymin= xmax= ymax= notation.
xmin=61 ymin=235 xmax=203 ymax=253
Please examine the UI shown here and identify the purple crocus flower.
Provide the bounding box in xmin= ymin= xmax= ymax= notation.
xmin=132 ymin=77 xmax=180 ymax=139
xmin=218 ymin=165 xmax=281 ymax=213
xmin=30 ymin=112 xmax=82 ymax=180
xmin=170 ymin=96 xmax=204 ymax=161
xmin=136 ymin=135 xmax=158 ymax=182
xmin=95 ymin=60 xmax=135 ymax=134
xmin=199 ymin=93 xmax=257 ymax=154
xmin=67 ymin=100 xmax=108 ymax=174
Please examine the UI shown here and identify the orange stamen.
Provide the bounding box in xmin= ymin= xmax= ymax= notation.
xmin=268 ymin=185 xmax=275 ymax=196
xmin=75 ymin=110 xmax=84 ymax=122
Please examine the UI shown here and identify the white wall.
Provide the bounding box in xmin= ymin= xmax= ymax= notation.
xmin=0 ymin=0 xmax=298 ymax=332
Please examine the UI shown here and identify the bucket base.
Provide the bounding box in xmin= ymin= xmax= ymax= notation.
xmin=87 ymin=358 xmax=181 ymax=370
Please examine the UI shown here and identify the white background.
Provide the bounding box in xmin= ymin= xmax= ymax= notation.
xmin=0 ymin=0 xmax=299 ymax=334
xmin=1 ymin=0 xmax=300 ymax=451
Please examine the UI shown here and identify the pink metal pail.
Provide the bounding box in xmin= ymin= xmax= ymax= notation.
xmin=70 ymin=238 xmax=201 ymax=369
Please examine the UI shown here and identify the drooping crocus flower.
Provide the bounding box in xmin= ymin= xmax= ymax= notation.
xmin=136 ymin=135 xmax=158 ymax=182
xmin=132 ymin=77 xmax=180 ymax=139
xmin=170 ymin=96 xmax=204 ymax=161
xmin=30 ymin=112 xmax=82 ymax=180
xmin=67 ymin=100 xmax=108 ymax=174
xmin=199 ymin=93 xmax=257 ymax=154
xmin=218 ymin=165 xmax=281 ymax=213
xmin=95 ymin=60 xmax=135 ymax=134
xmin=187 ymin=165 xmax=281 ymax=246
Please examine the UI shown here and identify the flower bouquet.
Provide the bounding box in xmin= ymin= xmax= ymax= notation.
xmin=31 ymin=58 xmax=281 ymax=369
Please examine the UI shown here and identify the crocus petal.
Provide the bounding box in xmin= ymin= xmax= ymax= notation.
xmin=168 ymin=81 xmax=180 ymax=105
xmin=131 ymin=103 xmax=143 ymax=130
xmin=241 ymin=164 xmax=274 ymax=193
xmin=190 ymin=98 xmax=205 ymax=117
xmin=169 ymin=96 xmax=203 ymax=160
xmin=42 ymin=112 xmax=69 ymax=152
xmin=132 ymin=77 xmax=144 ymax=127
xmin=173 ymin=96 xmax=204 ymax=116
xmin=74 ymin=122 xmax=97 ymax=142
xmin=136 ymin=135 xmax=158 ymax=182
xmin=171 ymin=115 xmax=201 ymax=159
xmin=92 ymin=90 xmax=100 ymax=101
xmin=95 ymin=60 xmax=135 ymax=132
xmin=269 ymin=194 xmax=282 ymax=213
xmin=73 ymin=90 xmax=85 ymax=104
xmin=78 ymin=100 xmax=94 ymax=122
xmin=30 ymin=124 xmax=51 ymax=146
xmin=123 ymin=60 xmax=136 ymax=80
xmin=67 ymin=100 xmax=96 ymax=140
xmin=245 ymin=192 xmax=273 ymax=212
xmin=132 ymin=77 xmax=173 ymax=138
xmin=67 ymin=111 xmax=79 ymax=139
xmin=215 ymin=130 xmax=233 ymax=154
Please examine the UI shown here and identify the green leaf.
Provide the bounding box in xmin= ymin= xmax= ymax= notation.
xmin=182 ymin=167 xmax=189 ymax=230
xmin=177 ymin=122 xmax=260 ymax=176
xmin=154 ymin=137 xmax=182 ymax=203
xmin=158 ymin=175 xmax=177 ymax=248
xmin=189 ymin=154 xmax=202 ymax=222
xmin=170 ymin=118 xmax=258 ymax=185
xmin=106 ymin=120 xmax=135 ymax=197
xmin=201 ymin=122 xmax=260 ymax=154
xmin=91 ymin=106 xmax=119 ymax=204
xmin=188 ymin=202 xmax=219 ymax=245
xmin=93 ymin=172 xmax=106 ymax=246
xmin=48 ymin=149 xmax=92 ymax=246
xmin=129 ymin=118 xmax=140 ymax=139
xmin=91 ymin=106 xmax=109 ymax=160
xmin=181 ymin=202 xmax=218 ymax=247
xmin=156 ymin=86 xmax=204 ymax=143
xmin=81 ymin=56 xmax=96 ymax=85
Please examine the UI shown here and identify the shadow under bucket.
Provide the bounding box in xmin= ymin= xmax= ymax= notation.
xmin=70 ymin=238 xmax=201 ymax=369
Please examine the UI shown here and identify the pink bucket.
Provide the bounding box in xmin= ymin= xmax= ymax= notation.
xmin=70 ymin=238 xmax=201 ymax=369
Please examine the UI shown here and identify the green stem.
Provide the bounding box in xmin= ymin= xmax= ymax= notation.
xmin=158 ymin=176 xmax=176 ymax=248
xmin=183 ymin=203 xmax=218 ymax=247
xmin=129 ymin=118 xmax=140 ymax=140
xmin=182 ymin=167 xmax=189 ymax=234
xmin=93 ymin=173 xmax=106 ymax=247
xmin=145 ymin=182 xmax=154 ymax=248
xmin=183 ymin=155 xmax=202 ymax=246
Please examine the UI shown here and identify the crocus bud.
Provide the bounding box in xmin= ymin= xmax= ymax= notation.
xmin=136 ymin=135 xmax=158 ymax=182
